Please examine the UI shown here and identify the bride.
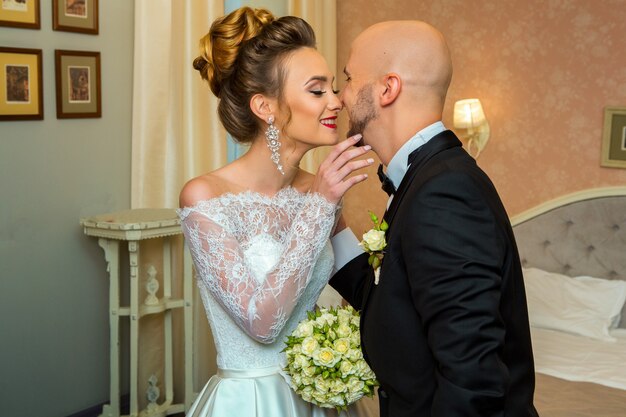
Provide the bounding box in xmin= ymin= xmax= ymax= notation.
xmin=178 ymin=7 xmax=375 ymax=417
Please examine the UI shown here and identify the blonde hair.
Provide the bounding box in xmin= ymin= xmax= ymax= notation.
xmin=193 ymin=7 xmax=316 ymax=143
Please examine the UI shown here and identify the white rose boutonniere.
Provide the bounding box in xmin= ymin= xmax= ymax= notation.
xmin=359 ymin=211 xmax=388 ymax=285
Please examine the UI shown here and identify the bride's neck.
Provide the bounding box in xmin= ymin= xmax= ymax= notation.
xmin=238 ymin=137 xmax=311 ymax=193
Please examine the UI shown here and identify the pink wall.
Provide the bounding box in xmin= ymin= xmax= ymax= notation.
xmin=337 ymin=0 xmax=626 ymax=234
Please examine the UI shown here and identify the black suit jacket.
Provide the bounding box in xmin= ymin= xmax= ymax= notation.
xmin=331 ymin=130 xmax=539 ymax=417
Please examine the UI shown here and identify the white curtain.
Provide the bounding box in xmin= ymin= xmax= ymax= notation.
xmin=131 ymin=0 xmax=340 ymax=407
xmin=131 ymin=0 xmax=226 ymax=406
xmin=132 ymin=0 xmax=227 ymax=209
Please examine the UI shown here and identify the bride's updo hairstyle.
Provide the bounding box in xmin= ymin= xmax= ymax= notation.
xmin=193 ymin=7 xmax=316 ymax=143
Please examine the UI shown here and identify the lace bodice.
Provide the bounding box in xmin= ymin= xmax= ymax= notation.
xmin=178 ymin=187 xmax=337 ymax=369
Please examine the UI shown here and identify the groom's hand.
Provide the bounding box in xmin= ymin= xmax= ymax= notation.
xmin=311 ymin=134 xmax=373 ymax=204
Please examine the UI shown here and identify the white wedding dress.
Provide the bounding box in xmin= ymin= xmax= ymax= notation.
xmin=178 ymin=187 xmax=373 ymax=417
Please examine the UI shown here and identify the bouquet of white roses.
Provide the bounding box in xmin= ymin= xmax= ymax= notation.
xmin=283 ymin=305 xmax=378 ymax=410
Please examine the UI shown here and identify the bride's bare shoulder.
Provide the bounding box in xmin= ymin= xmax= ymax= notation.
xmin=179 ymin=168 xmax=234 ymax=208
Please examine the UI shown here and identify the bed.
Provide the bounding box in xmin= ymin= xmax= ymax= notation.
xmin=511 ymin=186 xmax=626 ymax=417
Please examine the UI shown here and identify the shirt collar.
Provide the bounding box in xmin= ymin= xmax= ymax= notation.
xmin=386 ymin=121 xmax=446 ymax=188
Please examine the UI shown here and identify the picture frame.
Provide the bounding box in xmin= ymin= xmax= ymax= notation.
xmin=601 ymin=107 xmax=626 ymax=169
xmin=52 ymin=0 xmax=98 ymax=35
xmin=0 ymin=46 xmax=43 ymax=121
xmin=55 ymin=49 xmax=101 ymax=119
xmin=0 ymin=0 xmax=40 ymax=29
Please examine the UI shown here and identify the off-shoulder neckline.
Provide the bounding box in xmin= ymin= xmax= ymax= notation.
xmin=179 ymin=186 xmax=311 ymax=211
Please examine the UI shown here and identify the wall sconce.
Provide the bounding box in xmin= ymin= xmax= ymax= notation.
xmin=453 ymin=98 xmax=490 ymax=158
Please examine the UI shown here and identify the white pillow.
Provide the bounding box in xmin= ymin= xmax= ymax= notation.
xmin=523 ymin=267 xmax=626 ymax=342
xmin=574 ymin=275 xmax=626 ymax=329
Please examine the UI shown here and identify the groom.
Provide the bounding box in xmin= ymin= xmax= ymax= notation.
xmin=330 ymin=21 xmax=539 ymax=417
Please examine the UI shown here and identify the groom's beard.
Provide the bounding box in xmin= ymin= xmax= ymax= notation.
xmin=347 ymin=83 xmax=378 ymax=146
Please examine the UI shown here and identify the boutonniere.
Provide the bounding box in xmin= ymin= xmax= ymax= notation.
xmin=359 ymin=211 xmax=388 ymax=285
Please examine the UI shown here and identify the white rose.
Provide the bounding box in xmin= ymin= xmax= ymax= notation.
xmin=303 ymin=365 xmax=317 ymax=377
xmin=346 ymin=348 xmax=363 ymax=362
xmin=348 ymin=377 xmax=365 ymax=393
xmin=339 ymin=359 xmax=355 ymax=377
xmin=350 ymin=330 xmax=360 ymax=346
xmin=327 ymin=329 xmax=337 ymax=341
xmin=314 ymin=375 xmax=331 ymax=393
xmin=313 ymin=347 xmax=341 ymax=368
xmin=362 ymin=229 xmax=386 ymax=251
xmin=301 ymin=385 xmax=314 ymax=401
xmin=301 ymin=336 xmax=319 ymax=356
xmin=315 ymin=313 xmax=336 ymax=327
xmin=337 ymin=308 xmax=352 ymax=324
xmin=301 ymin=375 xmax=314 ymax=386
xmin=294 ymin=354 xmax=310 ymax=369
xmin=331 ymin=379 xmax=348 ymax=394
xmin=313 ymin=392 xmax=328 ymax=405
xmin=333 ymin=338 xmax=351 ymax=355
xmin=292 ymin=373 xmax=302 ymax=387
xmin=336 ymin=323 xmax=352 ymax=338
xmin=346 ymin=390 xmax=364 ymax=404
xmin=295 ymin=321 xmax=314 ymax=337
xmin=329 ymin=394 xmax=346 ymax=406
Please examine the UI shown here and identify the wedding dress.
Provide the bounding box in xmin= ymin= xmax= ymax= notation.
xmin=178 ymin=187 xmax=373 ymax=417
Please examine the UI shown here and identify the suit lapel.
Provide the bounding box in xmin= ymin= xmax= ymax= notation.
xmin=384 ymin=130 xmax=462 ymax=226
xmin=360 ymin=130 xmax=463 ymax=315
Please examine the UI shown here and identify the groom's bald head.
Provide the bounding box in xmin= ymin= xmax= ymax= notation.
xmin=341 ymin=20 xmax=453 ymax=164
xmin=349 ymin=20 xmax=452 ymax=111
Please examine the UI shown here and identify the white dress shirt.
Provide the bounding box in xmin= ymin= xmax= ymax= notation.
xmin=331 ymin=121 xmax=447 ymax=271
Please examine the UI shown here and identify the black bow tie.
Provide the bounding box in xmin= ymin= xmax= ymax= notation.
xmin=377 ymin=164 xmax=396 ymax=196
xmin=378 ymin=147 xmax=422 ymax=196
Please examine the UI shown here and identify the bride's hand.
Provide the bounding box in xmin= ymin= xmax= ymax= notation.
xmin=310 ymin=134 xmax=374 ymax=204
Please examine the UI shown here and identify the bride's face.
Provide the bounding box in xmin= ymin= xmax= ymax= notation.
xmin=278 ymin=47 xmax=342 ymax=149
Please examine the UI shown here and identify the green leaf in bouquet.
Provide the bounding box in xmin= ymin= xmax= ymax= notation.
xmin=307 ymin=311 xmax=316 ymax=320
xmin=322 ymin=370 xmax=330 ymax=379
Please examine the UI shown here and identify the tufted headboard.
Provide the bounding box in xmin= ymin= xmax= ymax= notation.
xmin=511 ymin=187 xmax=626 ymax=328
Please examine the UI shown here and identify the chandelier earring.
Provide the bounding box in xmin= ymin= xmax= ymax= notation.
xmin=265 ymin=115 xmax=284 ymax=175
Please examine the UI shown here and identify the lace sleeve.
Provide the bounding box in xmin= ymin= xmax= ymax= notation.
xmin=179 ymin=193 xmax=337 ymax=344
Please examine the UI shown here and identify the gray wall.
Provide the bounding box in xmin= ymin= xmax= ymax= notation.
xmin=0 ymin=1 xmax=134 ymax=416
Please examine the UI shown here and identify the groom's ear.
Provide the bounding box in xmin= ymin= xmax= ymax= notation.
xmin=379 ymin=73 xmax=401 ymax=107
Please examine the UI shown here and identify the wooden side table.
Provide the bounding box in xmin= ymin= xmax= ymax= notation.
xmin=81 ymin=209 xmax=194 ymax=417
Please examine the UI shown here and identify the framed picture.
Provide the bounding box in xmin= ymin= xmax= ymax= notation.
xmin=52 ymin=0 xmax=98 ymax=34
xmin=0 ymin=0 xmax=40 ymax=29
xmin=601 ymin=107 xmax=626 ymax=169
xmin=55 ymin=49 xmax=101 ymax=118
xmin=0 ymin=47 xmax=43 ymax=121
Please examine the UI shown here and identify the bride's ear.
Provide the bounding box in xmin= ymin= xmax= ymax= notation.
xmin=250 ymin=94 xmax=277 ymax=123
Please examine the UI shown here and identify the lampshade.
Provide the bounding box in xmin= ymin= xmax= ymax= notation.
xmin=453 ymin=98 xmax=486 ymax=129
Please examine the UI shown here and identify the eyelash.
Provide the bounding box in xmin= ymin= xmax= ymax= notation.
xmin=310 ymin=90 xmax=340 ymax=96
